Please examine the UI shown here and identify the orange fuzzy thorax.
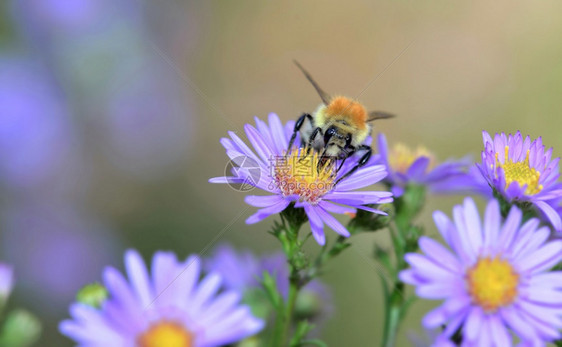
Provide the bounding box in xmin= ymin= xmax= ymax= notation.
xmin=325 ymin=96 xmax=368 ymax=130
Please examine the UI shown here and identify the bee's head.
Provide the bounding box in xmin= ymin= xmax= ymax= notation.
xmin=323 ymin=126 xmax=351 ymax=158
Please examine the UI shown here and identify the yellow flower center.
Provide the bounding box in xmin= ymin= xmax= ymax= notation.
xmin=466 ymin=257 xmax=519 ymax=312
xmin=495 ymin=146 xmax=542 ymax=195
xmin=388 ymin=143 xmax=436 ymax=174
xmin=272 ymin=148 xmax=336 ymax=204
xmin=137 ymin=321 xmax=193 ymax=347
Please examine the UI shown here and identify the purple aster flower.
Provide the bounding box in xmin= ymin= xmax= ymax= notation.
xmin=400 ymin=197 xmax=562 ymax=345
xmin=376 ymin=133 xmax=473 ymax=197
xmin=60 ymin=249 xmax=264 ymax=346
xmin=476 ymin=131 xmax=562 ymax=231
xmin=210 ymin=114 xmax=393 ymax=245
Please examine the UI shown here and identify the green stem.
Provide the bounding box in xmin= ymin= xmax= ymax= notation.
xmin=381 ymin=282 xmax=404 ymax=347
xmin=283 ymin=278 xmax=299 ymax=346
xmin=270 ymin=206 xmax=307 ymax=347
xmin=271 ymin=309 xmax=285 ymax=347
xmin=379 ymin=185 xmax=425 ymax=347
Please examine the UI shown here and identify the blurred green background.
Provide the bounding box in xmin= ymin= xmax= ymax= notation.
xmin=1 ymin=1 xmax=562 ymax=345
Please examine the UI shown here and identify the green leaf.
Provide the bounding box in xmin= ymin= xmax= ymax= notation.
xmin=261 ymin=272 xmax=283 ymax=309
xmin=0 ymin=309 xmax=41 ymax=347
xmin=374 ymin=246 xmax=392 ymax=275
xmin=399 ymin=296 xmax=417 ymax=320
xmin=289 ymin=321 xmax=314 ymax=346
xmin=76 ymin=282 xmax=108 ymax=308
xmin=348 ymin=204 xmax=393 ymax=233
xmin=394 ymin=184 xmax=426 ymax=232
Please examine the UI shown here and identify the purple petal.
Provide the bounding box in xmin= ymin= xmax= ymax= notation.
xmin=500 ymin=306 xmax=537 ymax=342
xmin=391 ymin=185 xmax=404 ymax=197
xmin=462 ymin=197 xmax=484 ymax=253
xmin=422 ymin=304 xmax=449 ymax=328
xmin=512 ymin=226 xmax=549 ymax=260
xmin=529 ymin=271 xmax=562 ymax=289
xmin=535 ymin=200 xmax=562 ymax=231
xmin=376 ymin=133 xmax=390 ymax=169
xmin=432 ymin=210 xmax=453 ymax=249
xmin=324 ymin=191 xmax=393 ymax=205
xmin=268 ymin=113 xmax=288 ymax=153
xmin=406 ymin=157 xmax=430 ymax=178
xmin=416 ymin=281 xmax=462 ymax=299
xmin=452 ymin=204 xmax=477 ymax=261
xmin=315 ymin=207 xmax=350 ymax=237
xmin=318 ymin=201 xmax=356 ymax=214
xmin=354 ymin=205 xmax=388 ymax=215
xmin=418 ymin=237 xmax=461 ymax=273
xmin=245 ymin=124 xmax=275 ymax=163
xmin=209 ymin=176 xmax=247 ymax=184
xmin=398 ymin=269 xmax=423 ymax=285
xmin=227 ymin=131 xmax=261 ymax=164
xmin=489 ymin=315 xmax=511 ymax=347
xmin=335 ymin=165 xmax=387 ymax=191
xmin=482 ymin=130 xmax=493 ymax=146
xmin=483 ymin=199 xmax=501 ymax=248
xmin=245 ymin=195 xmax=285 ymax=207
xmin=245 ymin=199 xmax=291 ymax=224
xmin=124 ymin=250 xmax=153 ymax=307
xmin=305 ymin=205 xmax=326 ymax=245
xmin=190 ymin=273 xmax=222 ymax=315
xmin=405 ymin=253 xmax=457 ymax=281
xmin=498 ymin=204 xmax=523 ymax=251
xmin=463 ymin=306 xmax=484 ymax=342
xmin=525 ymin=288 xmax=562 ymax=306
xmin=518 ymin=240 xmax=562 ymax=274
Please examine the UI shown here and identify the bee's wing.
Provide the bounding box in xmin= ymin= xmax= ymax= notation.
xmin=294 ymin=60 xmax=331 ymax=105
xmin=367 ymin=111 xmax=396 ymax=122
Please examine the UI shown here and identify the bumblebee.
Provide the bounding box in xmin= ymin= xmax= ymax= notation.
xmin=288 ymin=61 xmax=395 ymax=183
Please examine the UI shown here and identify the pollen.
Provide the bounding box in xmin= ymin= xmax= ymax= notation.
xmin=466 ymin=257 xmax=519 ymax=312
xmin=326 ymin=96 xmax=368 ymax=129
xmin=273 ymin=148 xmax=336 ymax=204
xmin=137 ymin=321 xmax=193 ymax=347
xmin=496 ymin=146 xmax=543 ymax=195
xmin=388 ymin=143 xmax=436 ymax=174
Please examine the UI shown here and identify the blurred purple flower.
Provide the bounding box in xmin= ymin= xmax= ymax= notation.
xmin=0 ymin=58 xmax=79 ymax=191
xmin=12 ymin=0 xmax=194 ymax=182
xmin=60 ymin=249 xmax=264 ymax=346
xmin=204 ymin=244 xmax=261 ymax=294
xmin=101 ymin=68 xmax=192 ymax=179
xmin=210 ymin=114 xmax=393 ymax=245
xmin=18 ymin=0 xmax=106 ymax=32
xmin=476 ymin=131 xmax=562 ymax=231
xmin=0 ymin=203 xmax=120 ymax=310
xmin=401 ymin=197 xmax=562 ymax=345
xmin=0 ymin=263 xmax=14 ymax=301
xmin=205 ymin=244 xmax=333 ymax=325
xmin=376 ymin=133 xmax=473 ymax=197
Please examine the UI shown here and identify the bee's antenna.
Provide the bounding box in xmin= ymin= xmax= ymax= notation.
xmin=294 ymin=60 xmax=331 ymax=105
xmin=367 ymin=111 xmax=396 ymax=122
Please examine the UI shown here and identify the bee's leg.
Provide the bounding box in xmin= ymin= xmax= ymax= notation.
xmin=334 ymin=145 xmax=371 ymax=185
xmin=306 ymin=127 xmax=323 ymax=155
xmin=287 ymin=113 xmax=313 ymax=151
xmin=337 ymin=147 xmax=355 ymax=172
